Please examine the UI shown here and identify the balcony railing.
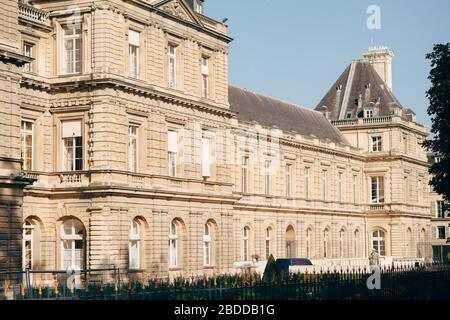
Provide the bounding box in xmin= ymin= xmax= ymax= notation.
xmin=19 ymin=2 xmax=49 ymax=24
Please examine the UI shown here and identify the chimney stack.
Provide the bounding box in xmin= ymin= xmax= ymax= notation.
xmin=363 ymin=47 xmax=395 ymax=92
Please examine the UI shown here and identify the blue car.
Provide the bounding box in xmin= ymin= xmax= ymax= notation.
xmin=275 ymin=258 xmax=313 ymax=274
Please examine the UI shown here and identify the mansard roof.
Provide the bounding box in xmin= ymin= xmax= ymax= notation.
xmin=315 ymin=60 xmax=408 ymax=120
xmin=229 ymin=86 xmax=348 ymax=145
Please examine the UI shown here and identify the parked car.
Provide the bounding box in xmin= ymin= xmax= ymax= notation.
xmin=275 ymin=258 xmax=313 ymax=274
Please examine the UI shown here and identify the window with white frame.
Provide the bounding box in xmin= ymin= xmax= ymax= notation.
xmin=372 ymin=230 xmax=386 ymax=256
xmin=371 ymin=176 xmax=385 ymax=204
xmin=304 ymin=167 xmax=310 ymax=200
xmin=129 ymin=30 xmax=140 ymax=78
xmin=323 ymin=229 xmax=330 ymax=258
xmin=243 ymin=226 xmax=250 ymax=261
xmin=339 ymin=229 xmax=345 ymax=258
xmin=436 ymin=226 xmax=446 ymax=240
xmin=435 ymin=156 xmax=442 ymax=164
xmin=194 ymin=0 xmax=203 ymax=14
xmin=337 ymin=172 xmax=343 ymax=203
xmin=201 ymin=56 xmax=209 ymax=98
xmin=169 ymin=220 xmax=179 ymax=268
xmin=285 ymin=164 xmax=292 ymax=198
xmin=242 ymin=156 xmax=249 ymax=193
xmin=168 ymin=130 xmax=178 ymax=177
xmin=23 ymin=42 xmax=34 ymax=72
xmin=436 ymin=201 xmax=445 ymax=218
xmin=21 ymin=120 xmax=34 ymax=171
xmin=128 ymin=125 xmax=138 ymax=173
xmin=23 ymin=221 xmax=34 ymax=271
xmin=168 ymin=44 xmax=176 ymax=88
xmin=354 ymin=229 xmax=360 ymax=257
xmin=265 ymin=227 xmax=272 ymax=260
xmin=322 ymin=170 xmax=328 ymax=201
xmin=364 ymin=109 xmax=374 ymax=118
xmin=203 ymin=223 xmax=212 ymax=266
xmin=306 ymin=228 xmax=312 ymax=258
xmin=61 ymin=219 xmax=85 ymax=270
xmin=61 ymin=120 xmax=83 ymax=171
xmin=264 ymin=160 xmax=271 ymax=195
xmin=62 ymin=24 xmax=82 ymax=74
xmin=129 ymin=220 xmax=141 ymax=270
xmin=201 ymin=136 xmax=211 ymax=178
xmin=371 ymin=136 xmax=382 ymax=152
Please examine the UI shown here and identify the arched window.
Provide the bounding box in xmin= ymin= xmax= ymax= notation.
xmin=265 ymin=227 xmax=272 ymax=260
xmin=169 ymin=220 xmax=179 ymax=268
xmin=354 ymin=229 xmax=361 ymax=257
xmin=406 ymin=228 xmax=413 ymax=258
xmin=204 ymin=223 xmax=212 ymax=266
xmin=61 ymin=219 xmax=85 ymax=270
xmin=372 ymin=230 xmax=386 ymax=256
xmin=306 ymin=228 xmax=313 ymax=258
xmin=243 ymin=226 xmax=250 ymax=261
xmin=129 ymin=219 xmax=141 ymax=270
xmin=23 ymin=221 xmax=34 ymax=271
xmin=286 ymin=225 xmax=296 ymax=258
xmin=323 ymin=229 xmax=331 ymax=259
xmin=339 ymin=228 xmax=346 ymax=258
xmin=418 ymin=229 xmax=426 ymax=258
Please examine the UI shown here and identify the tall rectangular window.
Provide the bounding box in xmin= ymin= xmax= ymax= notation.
xmin=285 ymin=164 xmax=292 ymax=198
xmin=353 ymin=175 xmax=357 ymax=204
xmin=404 ymin=176 xmax=409 ymax=202
xmin=201 ymin=137 xmax=211 ymax=178
xmin=128 ymin=125 xmax=138 ymax=173
xmin=371 ymin=136 xmax=382 ymax=152
xmin=21 ymin=120 xmax=34 ymax=171
xmin=62 ymin=120 xmax=83 ymax=171
xmin=201 ymin=56 xmax=209 ymax=98
xmin=194 ymin=0 xmax=203 ymax=14
xmin=264 ymin=160 xmax=271 ymax=195
xmin=62 ymin=24 xmax=82 ymax=74
xmin=436 ymin=201 xmax=445 ymax=218
xmin=304 ymin=167 xmax=310 ymax=200
xmin=168 ymin=44 xmax=176 ymax=88
xmin=128 ymin=30 xmax=140 ymax=78
xmin=337 ymin=172 xmax=343 ymax=203
xmin=23 ymin=42 xmax=34 ymax=73
xmin=322 ymin=170 xmax=328 ymax=201
xmin=371 ymin=176 xmax=385 ymax=204
xmin=168 ymin=130 xmax=178 ymax=177
xmin=436 ymin=227 xmax=446 ymax=240
xmin=242 ymin=156 xmax=249 ymax=193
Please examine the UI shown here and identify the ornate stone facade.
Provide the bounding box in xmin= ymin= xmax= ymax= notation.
xmin=0 ymin=0 xmax=436 ymax=281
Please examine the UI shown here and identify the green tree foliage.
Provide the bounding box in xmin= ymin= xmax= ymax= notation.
xmin=262 ymin=254 xmax=280 ymax=282
xmin=424 ymin=43 xmax=450 ymax=202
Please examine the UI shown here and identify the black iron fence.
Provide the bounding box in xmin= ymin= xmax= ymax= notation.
xmin=1 ymin=265 xmax=450 ymax=300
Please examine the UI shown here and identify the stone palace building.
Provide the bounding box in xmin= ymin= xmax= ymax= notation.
xmin=0 ymin=0 xmax=447 ymax=280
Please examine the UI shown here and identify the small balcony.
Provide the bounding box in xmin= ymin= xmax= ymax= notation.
xmin=18 ymin=1 xmax=50 ymax=26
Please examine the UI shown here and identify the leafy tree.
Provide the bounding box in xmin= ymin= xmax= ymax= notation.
xmin=424 ymin=43 xmax=450 ymax=202
xmin=262 ymin=254 xmax=280 ymax=282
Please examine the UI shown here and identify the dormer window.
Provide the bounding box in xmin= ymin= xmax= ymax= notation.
xmin=364 ymin=109 xmax=374 ymax=118
xmin=346 ymin=112 xmax=353 ymax=119
xmin=194 ymin=0 xmax=203 ymax=14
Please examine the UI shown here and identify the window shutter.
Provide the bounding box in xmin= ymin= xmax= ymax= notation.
xmin=62 ymin=120 xmax=81 ymax=138
xmin=202 ymin=137 xmax=210 ymax=177
xmin=129 ymin=30 xmax=140 ymax=46
xmin=168 ymin=131 xmax=178 ymax=153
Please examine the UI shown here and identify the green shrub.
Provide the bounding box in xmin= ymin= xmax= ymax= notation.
xmin=262 ymin=254 xmax=280 ymax=283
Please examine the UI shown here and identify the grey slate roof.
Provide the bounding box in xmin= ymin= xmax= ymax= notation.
xmin=229 ymin=86 xmax=348 ymax=145
xmin=315 ymin=60 xmax=409 ymax=120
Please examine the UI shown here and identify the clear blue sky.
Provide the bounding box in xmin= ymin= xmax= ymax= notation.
xmin=206 ymin=0 xmax=450 ymax=128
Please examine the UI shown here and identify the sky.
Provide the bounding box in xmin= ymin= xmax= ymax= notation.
xmin=206 ymin=0 xmax=450 ymax=129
